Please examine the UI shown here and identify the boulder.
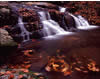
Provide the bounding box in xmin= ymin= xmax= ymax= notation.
xmin=0 ymin=29 xmax=18 ymax=57
xmin=0 ymin=5 xmax=18 ymax=27
xmin=0 ymin=29 xmax=17 ymax=46
xmin=64 ymin=12 xmax=76 ymax=30
xmin=49 ymin=9 xmax=76 ymax=31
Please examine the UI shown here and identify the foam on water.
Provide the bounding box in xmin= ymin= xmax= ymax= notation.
xmin=77 ymin=25 xmax=98 ymax=30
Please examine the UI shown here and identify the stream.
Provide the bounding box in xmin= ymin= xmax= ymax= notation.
xmin=19 ymin=27 xmax=100 ymax=79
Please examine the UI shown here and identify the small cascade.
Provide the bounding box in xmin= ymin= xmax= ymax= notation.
xmin=69 ymin=13 xmax=98 ymax=29
xmin=68 ymin=13 xmax=82 ymax=27
xmin=18 ymin=17 xmax=30 ymax=42
xmin=38 ymin=11 xmax=67 ymax=36
xmin=77 ymin=15 xmax=89 ymax=26
xmin=59 ymin=7 xmax=66 ymax=13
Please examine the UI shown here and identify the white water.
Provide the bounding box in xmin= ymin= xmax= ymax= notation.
xmin=59 ymin=7 xmax=66 ymax=13
xmin=77 ymin=25 xmax=98 ymax=30
xmin=69 ymin=13 xmax=82 ymax=27
xmin=38 ymin=11 xmax=67 ymax=36
xmin=77 ymin=15 xmax=89 ymax=26
xmin=69 ymin=13 xmax=98 ymax=30
xmin=18 ymin=17 xmax=30 ymax=42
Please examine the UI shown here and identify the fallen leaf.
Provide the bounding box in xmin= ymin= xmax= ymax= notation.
xmin=45 ymin=66 xmax=51 ymax=72
xmin=75 ymin=67 xmax=81 ymax=71
xmin=24 ymin=64 xmax=31 ymax=69
xmin=6 ymin=71 xmax=12 ymax=75
xmin=18 ymin=75 xmax=23 ymax=79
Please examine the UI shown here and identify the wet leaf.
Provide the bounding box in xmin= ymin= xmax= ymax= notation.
xmin=75 ymin=67 xmax=81 ymax=71
xmin=24 ymin=64 xmax=31 ymax=69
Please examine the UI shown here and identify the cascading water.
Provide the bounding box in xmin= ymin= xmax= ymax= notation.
xmin=69 ymin=13 xmax=98 ymax=29
xmin=12 ymin=4 xmax=98 ymax=42
xmin=77 ymin=15 xmax=89 ymax=26
xmin=18 ymin=17 xmax=30 ymax=42
xmin=38 ymin=11 xmax=67 ymax=36
xmin=68 ymin=13 xmax=82 ymax=27
xmin=59 ymin=7 xmax=66 ymax=13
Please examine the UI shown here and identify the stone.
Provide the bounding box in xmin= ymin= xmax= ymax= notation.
xmin=49 ymin=9 xmax=68 ymax=30
xmin=0 ymin=29 xmax=17 ymax=46
xmin=0 ymin=8 xmax=10 ymax=13
xmin=64 ymin=12 xmax=76 ymax=29
xmin=25 ymin=2 xmax=58 ymax=10
xmin=18 ymin=8 xmax=41 ymax=32
xmin=0 ymin=5 xmax=18 ymax=27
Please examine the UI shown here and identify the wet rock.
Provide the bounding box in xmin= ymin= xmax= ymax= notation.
xmin=49 ymin=9 xmax=60 ymax=22
xmin=68 ymin=7 xmax=78 ymax=14
xmin=49 ymin=6 xmax=75 ymax=30
xmin=64 ymin=12 xmax=76 ymax=29
xmin=3 ymin=25 xmax=22 ymax=43
xmin=25 ymin=21 xmax=40 ymax=32
xmin=18 ymin=8 xmax=41 ymax=32
xmin=9 ymin=26 xmax=21 ymax=34
xmin=12 ymin=34 xmax=23 ymax=43
xmin=30 ymin=30 xmax=43 ymax=39
xmin=49 ymin=9 xmax=68 ymax=30
xmin=0 ymin=4 xmax=18 ymax=27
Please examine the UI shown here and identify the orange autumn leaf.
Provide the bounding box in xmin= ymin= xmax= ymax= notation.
xmin=24 ymin=64 xmax=31 ymax=69
xmin=33 ymin=73 xmax=42 ymax=76
xmin=23 ymin=69 xmax=29 ymax=73
xmin=18 ymin=75 xmax=23 ymax=79
xmin=24 ymin=61 xmax=30 ymax=64
xmin=20 ymin=68 xmax=29 ymax=73
xmin=0 ymin=72 xmax=5 ymax=75
xmin=64 ymin=71 xmax=72 ymax=76
xmin=45 ymin=66 xmax=51 ymax=72
xmin=24 ymin=50 xmax=33 ymax=57
xmin=6 ymin=71 xmax=12 ymax=75
xmin=11 ymin=70 xmax=16 ymax=73
xmin=4 ymin=25 xmax=9 ymax=28
xmin=9 ymin=74 xmax=14 ymax=79
xmin=75 ymin=67 xmax=81 ymax=71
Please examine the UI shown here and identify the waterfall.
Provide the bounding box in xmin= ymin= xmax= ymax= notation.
xmin=69 ymin=13 xmax=98 ymax=29
xmin=77 ymin=15 xmax=89 ymax=26
xmin=59 ymin=7 xmax=66 ymax=13
xmin=18 ymin=17 xmax=30 ymax=42
xmin=68 ymin=13 xmax=82 ymax=27
xmin=69 ymin=13 xmax=89 ymax=27
xmin=38 ymin=11 xmax=67 ymax=36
